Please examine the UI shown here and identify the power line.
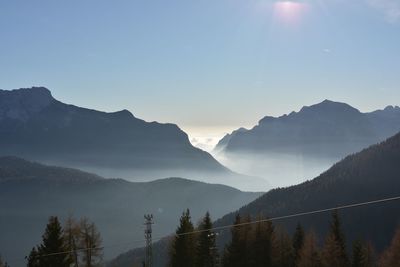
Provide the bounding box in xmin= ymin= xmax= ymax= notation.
xmin=174 ymin=195 xmax=400 ymax=237
xmin=11 ymin=194 xmax=400 ymax=264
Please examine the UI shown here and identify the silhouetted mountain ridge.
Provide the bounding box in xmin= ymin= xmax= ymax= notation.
xmin=214 ymin=131 xmax=400 ymax=251
xmin=0 ymin=87 xmax=54 ymax=121
xmin=0 ymin=87 xmax=268 ymax=189
xmin=0 ymin=157 xmax=261 ymax=266
xmin=215 ymin=100 xmax=400 ymax=158
xmin=0 ymin=156 xmax=103 ymax=183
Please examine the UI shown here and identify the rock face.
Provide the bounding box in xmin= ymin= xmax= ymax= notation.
xmin=0 ymin=87 xmax=237 ymax=182
xmin=215 ymin=100 xmax=400 ymax=158
xmin=0 ymin=87 xmax=54 ymax=121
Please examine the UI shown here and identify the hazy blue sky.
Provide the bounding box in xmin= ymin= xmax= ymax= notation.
xmin=1 ymin=0 xmax=399 ymax=149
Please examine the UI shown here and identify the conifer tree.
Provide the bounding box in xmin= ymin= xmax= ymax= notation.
xmin=37 ymin=216 xmax=70 ymax=267
xmin=297 ymin=231 xmax=322 ymax=267
xmin=248 ymin=216 xmax=274 ymax=267
xmin=293 ymin=223 xmax=305 ymax=265
xmin=352 ymin=240 xmax=376 ymax=267
xmin=195 ymin=212 xmax=218 ymax=267
xmin=240 ymin=215 xmax=253 ymax=266
xmin=352 ymin=240 xmax=365 ymax=267
xmin=272 ymin=227 xmax=295 ymax=267
xmin=379 ymin=226 xmax=400 ymax=267
xmin=26 ymin=247 xmax=40 ymax=267
xmin=222 ymin=214 xmax=246 ymax=267
xmin=169 ymin=209 xmax=196 ymax=267
xmin=322 ymin=211 xmax=349 ymax=267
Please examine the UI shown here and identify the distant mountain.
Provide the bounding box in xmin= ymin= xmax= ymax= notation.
xmin=0 ymin=157 xmax=261 ymax=266
xmin=112 ymin=132 xmax=400 ymax=266
xmin=215 ymin=100 xmax=400 ymax=158
xmin=0 ymin=87 xmax=268 ymax=190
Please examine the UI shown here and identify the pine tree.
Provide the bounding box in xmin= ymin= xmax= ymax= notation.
xmin=79 ymin=217 xmax=103 ymax=267
xmin=352 ymin=240 xmax=364 ymax=267
xmin=351 ymin=240 xmax=375 ymax=267
xmin=379 ymin=226 xmax=400 ymax=267
xmin=293 ymin=223 xmax=305 ymax=265
xmin=297 ymin=231 xmax=322 ymax=267
xmin=322 ymin=211 xmax=349 ymax=267
xmin=39 ymin=216 xmax=70 ymax=267
xmin=26 ymin=247 xmax=40 ymax=267
xmin=240 ymin=215 xmax=253 ymax=266
xmin=37 ymin=216 xmax=70 ymax=267
xmin=222 ymin=214 xmax=246 ymax=267
xmin=248 ymin=216 xmax=274 ymax=267
xmin=195 ymin=212 xmax=218 ymax=267
xmin=169 ymin=209 xmax=196 ymax=267
xmin=272 ymin=227 xmax=295 ymax=267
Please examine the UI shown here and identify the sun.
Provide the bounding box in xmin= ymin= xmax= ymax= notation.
xmin=273 ymin=1 xmax=308 ymax=24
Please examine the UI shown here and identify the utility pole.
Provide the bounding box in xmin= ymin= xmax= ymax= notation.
xmin=144 ymin=214 xmax=154 ymax=267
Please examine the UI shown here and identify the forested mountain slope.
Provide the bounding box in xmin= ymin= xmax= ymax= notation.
xmin=0 ymin=157 xmax=261 ymax=266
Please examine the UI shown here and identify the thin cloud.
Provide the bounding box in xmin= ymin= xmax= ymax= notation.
xmin=367 ymin=0 xmax=400 ymax=23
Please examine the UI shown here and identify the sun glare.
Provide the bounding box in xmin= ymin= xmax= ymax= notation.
xmin=273 ymin=1 xmax=308 ymax=24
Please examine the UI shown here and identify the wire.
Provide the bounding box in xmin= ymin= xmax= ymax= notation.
xmin=12 ymin=194 xmax=400 ymax=263
xmin=173 ymin=195 xmax=400 ymax=237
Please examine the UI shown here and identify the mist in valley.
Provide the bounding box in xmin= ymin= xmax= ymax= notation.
xmin=46 ymin=161 xmax=271 ymax=192
xmin=214 ymin=151 xmax=338 ymax=188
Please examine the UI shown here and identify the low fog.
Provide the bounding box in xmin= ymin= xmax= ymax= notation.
xmin=213 ymin=151 xmax=338 ymax=188
xmin=53 ymin=163 xmax=270 ymax=193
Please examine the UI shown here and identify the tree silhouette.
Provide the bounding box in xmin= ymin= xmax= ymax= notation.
xmin=380 ymin=226 xmax=400 ymax=267
xmin=248 ymin=216 xmax=274 ymax=267
xmin=297 ymin=231 xmax=322 ymax=267
xmin=64 ymin=216 xmax=80 ymax=267
xmin=322 ymin=211 xmax=349 ymax=267
xmin=351 ymin=239 xmax=375 ymax=267
xmin=195 ymin=212 xmax=218 ymax=267
xmin=26 ymin=247 xmax=40 ymax=267
xmin=222 ymin=214 xmax=247 ymax=267
xmin=293 ymin=223 xmax=305 ymax=265
xmin=37 ymin=216 xmax=69 ymax=267
xmin=79 ymin=217 xmax=103 ymax=267
xmin=272 ymin=227 xmax=295 ymax=267
xmin=169 ymin=209 xmax=196 ymax=267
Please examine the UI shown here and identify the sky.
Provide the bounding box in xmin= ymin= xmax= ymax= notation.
xmin=1 ymin=0 xmax=400 ymax=151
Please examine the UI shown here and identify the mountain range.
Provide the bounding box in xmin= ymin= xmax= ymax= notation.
xmin=214 ymin=131 xmax=400 ymax=251
xmin=215 ymin=99 xmax=400 ymax=158
xmin=114 ymin=131 xmax=400 ymax=266
xmin=0 ymin=157 xmax=261 ymax=266
xmin=0 ymin=87 xmax=268 ymax=191
xmin=213 ymin=100 xmax=400 ymax=187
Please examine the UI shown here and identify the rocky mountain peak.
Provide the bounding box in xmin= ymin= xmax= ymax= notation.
xmin=0 ymin=87 xmax=55 ymax=121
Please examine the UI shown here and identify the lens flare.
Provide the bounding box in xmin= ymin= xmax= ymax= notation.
xmin=273 ymin=1 xmax=308 ymax=25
